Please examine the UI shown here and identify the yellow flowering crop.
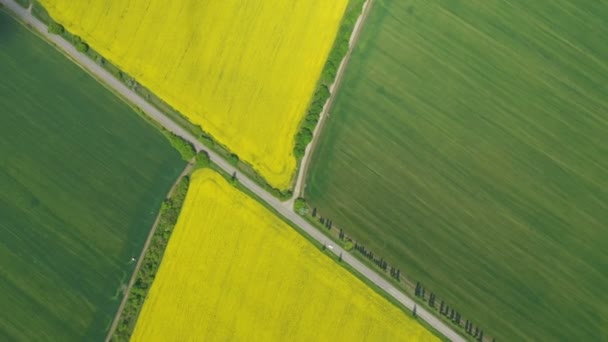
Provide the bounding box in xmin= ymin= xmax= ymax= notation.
xmin=38 ymin=0 xmax=347 ymax=189
xmin=131 ymin=169 xmax=438 ymax=341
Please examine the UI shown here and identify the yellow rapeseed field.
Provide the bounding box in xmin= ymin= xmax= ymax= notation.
xmin=131 ymin=169 xmax=438 ymax=341
xmin=38 ymin=0 xmax=347 ymax=189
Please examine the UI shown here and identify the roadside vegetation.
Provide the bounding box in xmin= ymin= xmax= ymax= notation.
xmin=110 ymin=176 xmax=190 ymax=341
xmin=306 ymin=0 xmax=608 ymax=341
xmin=110 ymin=151 xmax=209 ymax=341
xmin=164 ymin=132 xmax=196 ymax=161
xmin=294 ymin=0 xmax=367 ymax=159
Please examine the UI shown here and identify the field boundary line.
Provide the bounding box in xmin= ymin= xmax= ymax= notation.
xmin=291 ymin=0 xmax=375 ymax=201
xmin=104 ymin=162 xmax=193 ymax=342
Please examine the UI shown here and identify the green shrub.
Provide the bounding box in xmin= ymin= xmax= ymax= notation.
xmin=294 ymin=128 xmax=313 ymax=158
xmin=194 ymin=151 xmax=210 ymax=169
xmin=294 ymin=197 xmax=308 ymax=215
xmin=292 ymin=0 xmax=365 ymax=159
xmin=48 ymin=22 xmax=64 ymax=35
xmin=166 ymin=132 xmax=196 ymax=161
xmin=200 ymin=134 xmax=215 ymax=147
xmin=70 ymin=35 xmax=89 ymax=53
xmin=76 ymin=42 xmax=89 ymax=53
xmin=228 ymin=153 xmax=239 ymax=165
xmin=343 ymin=241 xmax=354 ymax=251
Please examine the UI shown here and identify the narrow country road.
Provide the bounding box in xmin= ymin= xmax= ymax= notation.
xmin=104 ymin=163 xmax=193 ymax=341
xmin=1 ymin=1 xmax=465 ymax=341
xmin=291 ymin=0 xmax=375 ymax=200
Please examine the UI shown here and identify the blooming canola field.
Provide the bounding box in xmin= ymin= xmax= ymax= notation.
xmin=38 ymin=0 xmax=347 ymax=189
xmin=131 ymin=169 xmax=437 ymax=341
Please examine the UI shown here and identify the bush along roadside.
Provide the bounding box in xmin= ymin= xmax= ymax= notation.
xmin=295 ymin=197 xmax=495 ymax=342
xmin=110 ymin=175 xmax=190 ymax=341
xmin=164 ymin=131 xmax=196 ymax=161
xmin=293 ymin=0 xmax=366 ymax=160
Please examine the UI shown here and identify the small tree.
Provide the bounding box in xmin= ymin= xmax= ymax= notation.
xmin=194 ymin=151 xmax=210 ymax=169
xmin=338 ymin=253 xmax=342 ymax=262
xmin=294 ymin=198 xmax=308 ymax=215
xmin=412 ymin=304 xmax=417 ymax=317
xmin=48 ymin=22 xmax=64 ymax=34
xmin=76 ymin=41 xmax=89 ymax=53
xmin=429 ymin=293 xmax=436 ymax=307
xmin=294 ymin=128 xmax=313 ymax=158
xmin=228 ymin=153 xmax=239 ymax=165
xmin=343 ymin=241 xmax=354 ymax=251
xmin=167 ymin=132 xmax=195 ymax=160
xmin=230 ymin=172 xmax=238 ymax=185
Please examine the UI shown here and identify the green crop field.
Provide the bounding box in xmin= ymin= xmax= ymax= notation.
xmin=0 ymin=11 xmax=184 ymax=341
xmin=306 ymin=0 xmax=608 ymax=340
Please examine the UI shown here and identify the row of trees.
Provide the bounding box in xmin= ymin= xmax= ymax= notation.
xmin=294 ymin=86 xmax=330 ymax=158
xmin=293 ymin=0 xmax=368 ymax=159
xmin=415 ymin=282 xmax=491 ymax=341
xmin=313 ymin=207 xmax=401 ymax=280
xmin=319 ymin=216 xmax=333 ymax=230
xmin=390 ymin=267 xmax=401 ymax=281
xmin=307 ymin=206 xmax=493 ymax=341
xmin=353 ymin=242 xmax=390 ymax=272
xmin=48 ymin=21 xmax=64 ymax=34
xmin=71 ymin=35 xmax=89 ymax=53
xmin=112 ymin=176 xmax=190 ymax=340
xmin=48 ymin=21 xmax=89 ymax=52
